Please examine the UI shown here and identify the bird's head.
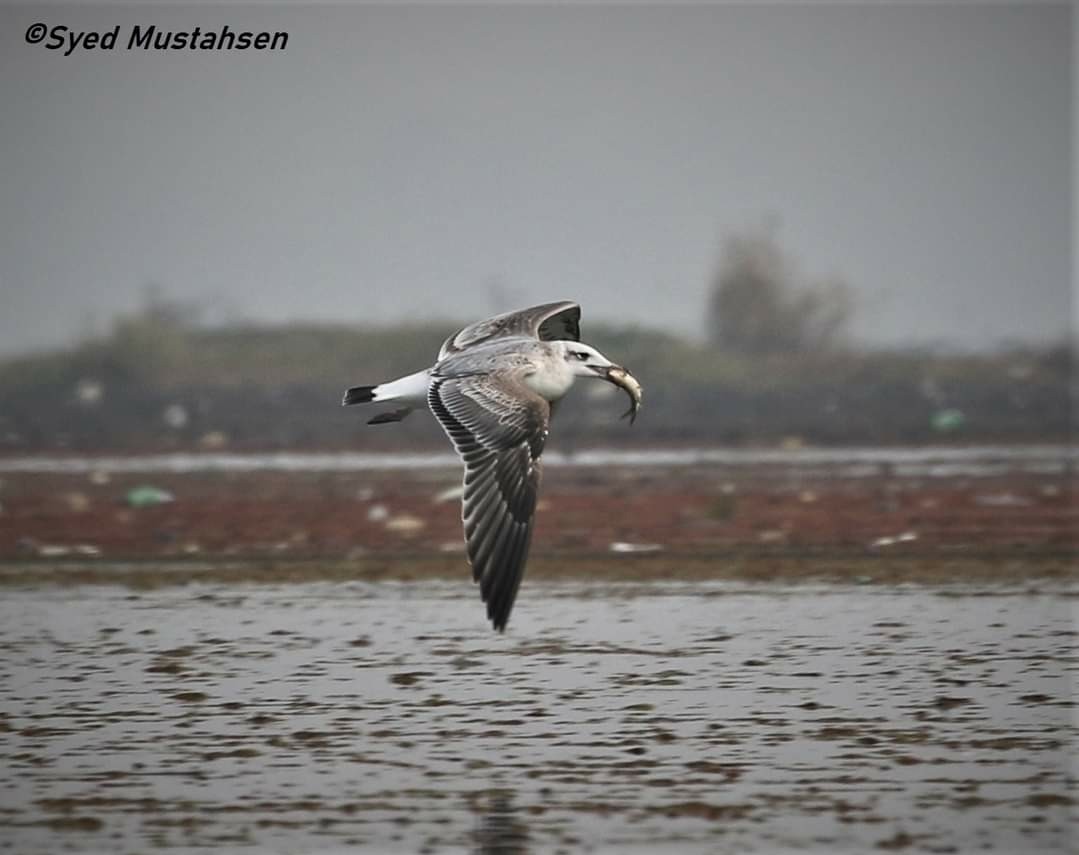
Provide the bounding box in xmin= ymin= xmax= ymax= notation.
xmin=557 ymin=341 xmax=618 ymax=378
xmin=553 ymin=341 xmax=642 ymax=423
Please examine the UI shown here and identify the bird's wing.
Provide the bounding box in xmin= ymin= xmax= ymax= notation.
xmin=438 ymin=301 xmax=581 ymax=360
xmin=427 ymin=372 xmax=550 ymax=631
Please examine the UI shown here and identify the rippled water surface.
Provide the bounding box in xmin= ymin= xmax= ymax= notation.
xmin=1 ymin=580 xmax=1075 ymax=854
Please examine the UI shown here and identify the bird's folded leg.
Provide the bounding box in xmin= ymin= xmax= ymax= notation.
xmin=367 ymin=407 xmax=414 ymax=425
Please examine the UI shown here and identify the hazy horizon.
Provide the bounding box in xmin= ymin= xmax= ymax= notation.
xmin=1 ymin=3 xmax=1072 ymax=357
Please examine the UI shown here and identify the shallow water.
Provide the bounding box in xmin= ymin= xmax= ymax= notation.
xmin=0 ymin=580 xmax=1075 ymax=854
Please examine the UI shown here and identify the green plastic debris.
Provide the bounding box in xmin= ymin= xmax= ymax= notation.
xmin=930 ymin=408 xmax=965 ymax=433
xmin=126 ymin=485 xmax=175 ymax=507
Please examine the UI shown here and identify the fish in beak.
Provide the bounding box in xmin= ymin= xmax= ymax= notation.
xmin=591 ymin=364 xmax=642 ymax=424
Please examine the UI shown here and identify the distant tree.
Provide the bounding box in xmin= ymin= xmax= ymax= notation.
xmin=707 ymin=220 xmax=854 ymax=354
xmin=106 ymin=286 xmax=201 ymax=381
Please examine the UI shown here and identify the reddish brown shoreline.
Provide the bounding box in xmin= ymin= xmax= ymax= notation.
xmin=1 ymin=464 xmax=1073 ymax=578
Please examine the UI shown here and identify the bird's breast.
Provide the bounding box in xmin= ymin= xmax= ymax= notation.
xmin=522 ymin=361 xmax=574 ymax=402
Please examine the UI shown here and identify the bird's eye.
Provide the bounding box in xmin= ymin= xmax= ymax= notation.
xmin=575 ymin=351 xmax=589 ymax=361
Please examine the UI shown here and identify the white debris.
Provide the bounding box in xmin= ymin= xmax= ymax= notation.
xmin=198 ymin=431 xmax=228 ymax=449
xmin=870 ymin=531 xmax=919 ymax=549
xmin=162 ymin=404 xmax=189 ymax=430
xmin=609 ymin=541 xmax=663 ymax=554
xmin=63 ymin=492 xmax=90 ymax=512
xmin=75 ymin=379 xmax=103 ymax=406
xmin=385 ymin=514 xmax=426 ymax=534
xmin=974 ymin=493 xmax=1031 ymax=507
xmin=366 ymin=504 xmax=389 ymax=522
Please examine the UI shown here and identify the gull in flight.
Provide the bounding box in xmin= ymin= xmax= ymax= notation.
xmin=342 ymin=301 xmax=642 ymax=631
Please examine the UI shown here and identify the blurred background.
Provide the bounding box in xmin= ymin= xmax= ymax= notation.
xmin=0 ymin=3 xmax=1072 ymax=453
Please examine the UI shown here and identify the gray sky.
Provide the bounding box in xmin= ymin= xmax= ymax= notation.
xmin=1 ymin=3 xmax=1072 ymax=355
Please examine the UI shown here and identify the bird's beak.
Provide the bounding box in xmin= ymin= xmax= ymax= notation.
xmin=592 ymin=364 xmax=642 ymax=425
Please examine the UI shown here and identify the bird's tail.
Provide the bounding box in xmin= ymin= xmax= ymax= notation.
xmin=341 ymin=369 xmax=431 ymax=424
xmin=342 ymin=385 xmax=377 ymax=406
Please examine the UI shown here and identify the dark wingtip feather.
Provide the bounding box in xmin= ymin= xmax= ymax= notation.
xmin=342 ymin=385 xmax=376 ymax=406
xmin=487 ymin=591 xmax=510 ymax=632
